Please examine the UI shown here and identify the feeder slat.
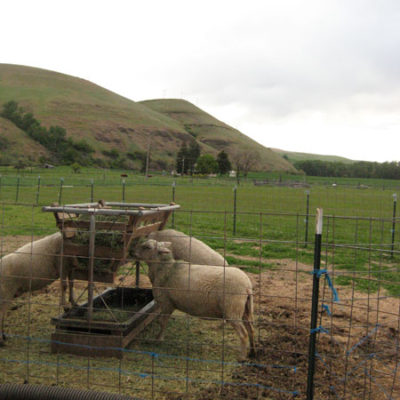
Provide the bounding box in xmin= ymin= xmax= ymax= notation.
xmin=63 ymin=243 xmax=124 ymax=259
xmin=131 ymin=222 xmax=164 ymax=238
xmin=60 ymin=220 xmax=128 ymax=232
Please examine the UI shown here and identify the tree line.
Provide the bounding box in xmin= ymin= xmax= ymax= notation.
xmin=1 ymin=100 xmax=95 ymax=166
xmin=175 ymin=141 xmax=232 ymax=175
xmin=294 ymin=159 xmax=400 ymax=180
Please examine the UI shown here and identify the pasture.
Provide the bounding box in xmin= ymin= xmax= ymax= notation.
xmin=0 ymin=168 xmax=399 ymax=399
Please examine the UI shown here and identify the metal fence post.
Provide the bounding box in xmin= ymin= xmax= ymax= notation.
xmin=391 ymin=194 xmax=397 ymax=258
xmin=306 ymin=208 xmax=323 ymax=400
xmin=305 ymin=190 xmax=310 ymax=247
xmin=90 ymin=179 xmax=94 ymax=203
xmin=171 ymin=180 xmax=176 ymax=228
xmin=122 ymin=179 xmax=126 ymax=202
xmin=15 ymin=177 xmax=20 ymax=204
xmin=58 ymin=178 xmax=64 ymax=204
xmin=233 ymin=185 xmax=237 ymax=235
xmin=36 ymin=176 xmax=41 ymax=205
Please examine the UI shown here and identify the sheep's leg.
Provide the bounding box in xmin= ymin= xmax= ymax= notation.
xmin=228 ymin=320 xmax=249 ymax=361
xmin=69 ymin=257 xmax=79 ymax=307
xmin=60 ymin=267 xmax=70 ymax=311
xmin=68 ymin=275 xmax=76 ymax=307
xmin=243 ymin=319 xmax=256 ymax=358
xmin=0 ymin=303 xmax=8 ymax=346
xmin=61 ymin=278 xmax=69 ymax=311
xmin=243 ymin=294 xmax=256 ymax=358
xmin=156 ymin=306 xmax=174 ymax=341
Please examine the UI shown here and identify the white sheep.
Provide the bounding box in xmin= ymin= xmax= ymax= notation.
xmin=135 ymin=239 xmax=255 ymax=361
xmin=0 ymin=233 xmax=74 ymax=346
xmin=148 ymin=229 xmax=228 ymax=267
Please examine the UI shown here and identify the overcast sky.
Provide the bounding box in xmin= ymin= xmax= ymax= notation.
xmin=2 ymin=0 xmax=400 ymax=162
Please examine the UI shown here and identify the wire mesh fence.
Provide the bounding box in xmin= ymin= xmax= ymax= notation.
xmin=0 ymin=180 xmax=399 ymax=399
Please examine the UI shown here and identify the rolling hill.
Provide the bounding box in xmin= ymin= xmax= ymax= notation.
xmin=272 ymin=148 xmax=356 ymax=164
xmin=0 ymin=64 xmax=295 ymax=172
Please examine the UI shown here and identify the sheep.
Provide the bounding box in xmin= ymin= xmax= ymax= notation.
xmin=135 ymin=239 xmax=255 ymax=361
xmin=0 ymin=233 xmax=74 ymax=346
xmin=148 ymin=229 xmax=228 ymax=267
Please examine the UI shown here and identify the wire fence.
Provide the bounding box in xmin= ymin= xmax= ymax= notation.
xmin=0 ymin=182 xmax=399 ymax=399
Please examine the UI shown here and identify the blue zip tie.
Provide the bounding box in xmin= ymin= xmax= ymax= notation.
xmin=310 ymin=269 xmax=340 ymax=303
xmin=311 ymin=268 xmax=327 ymax=278
xmin=310 ymin=326 xmax=329 ymax=334
xmin=325 ymin=273 xmax=339 ymax=303
xmin=321 ymin=303 xmax=332 ymax=316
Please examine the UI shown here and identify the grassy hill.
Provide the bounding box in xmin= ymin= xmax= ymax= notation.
xmin=139 ymin=99 xmax=296 ymax=171
xmin=0 ymin=117 xmax=50 ymax=163
xmin=0 ymin=64 xmax=295 ymax=171
xmin=272 ymin=148 xmax=356 ymax=164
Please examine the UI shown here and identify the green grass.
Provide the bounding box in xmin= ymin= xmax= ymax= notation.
xmin=1 ymin=172 xmax=399 ymax=294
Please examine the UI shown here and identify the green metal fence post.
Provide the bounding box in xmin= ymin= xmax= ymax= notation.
xmin=233 ymin=185 xmax=237 ymax=235
xmin=15 ymin=177 xmax=20 ymax=204
xmin=90 ymin=179 xmax=94 ymax=203
xmin=172 ymin=180 xmax=176 ymax=228
xmin=36 ymin=176 xmax=41 ymax=205
xmin=305 ymin=190 xmax=310 ymax=247
xmin=391 ymin=193 xmax=397 ymax=258
xmin=306 ymin=209 xmax=323 ymax=400
xmin=58 ymin=178 xmax=64 ymax=204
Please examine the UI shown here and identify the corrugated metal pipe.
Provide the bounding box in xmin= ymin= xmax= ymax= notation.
xmin=0 ymin=384 xmax=139 ymax=400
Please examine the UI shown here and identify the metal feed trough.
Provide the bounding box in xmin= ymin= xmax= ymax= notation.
xmin=42 ymin=200 xmax=180 ymax=357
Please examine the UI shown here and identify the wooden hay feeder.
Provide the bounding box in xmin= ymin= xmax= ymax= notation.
xmin=50 ymin=287 xmax=158 ymax=358
xmin=42 ymin=201 xmax=180 ymax=357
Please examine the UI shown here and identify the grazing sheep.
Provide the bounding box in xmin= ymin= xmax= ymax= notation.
xmin=0 ymin=233 xmax=74 ymax=346
xmin=148 ymin=229 xmax=228 ymax=267
xmin=135 ymin=239 xmax=255 ymax=361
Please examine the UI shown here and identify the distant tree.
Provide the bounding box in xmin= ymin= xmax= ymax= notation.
xmin=187 ymin=141 xmax=201 ymax=175
xmin=176 ymin=141 xmax=201 ymax=174
xmin=232 ymin=149 xmax=260 ymax=183
xmin=196 ymin=154 xmax=218 ymax=174
xmin=14 ymin=159 xmax=26 ymax=171
xmin=20 ymin=112 xmax=39 ymax=132
xmin=102 ymin=148 xmax=120 ymax=160
xmin=216 ymin=150 xmax=232 ymax=175
xmin=71 ymin=162 xmax=81 ymax=173
xmin=176 ymin=142 xmax=188 ymax=174
xmin=1 ymin=101 xmax=22 ymax=125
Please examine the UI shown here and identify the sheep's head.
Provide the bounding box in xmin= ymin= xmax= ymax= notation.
xmin=135 ymin=239 xmax=173 ymax=263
